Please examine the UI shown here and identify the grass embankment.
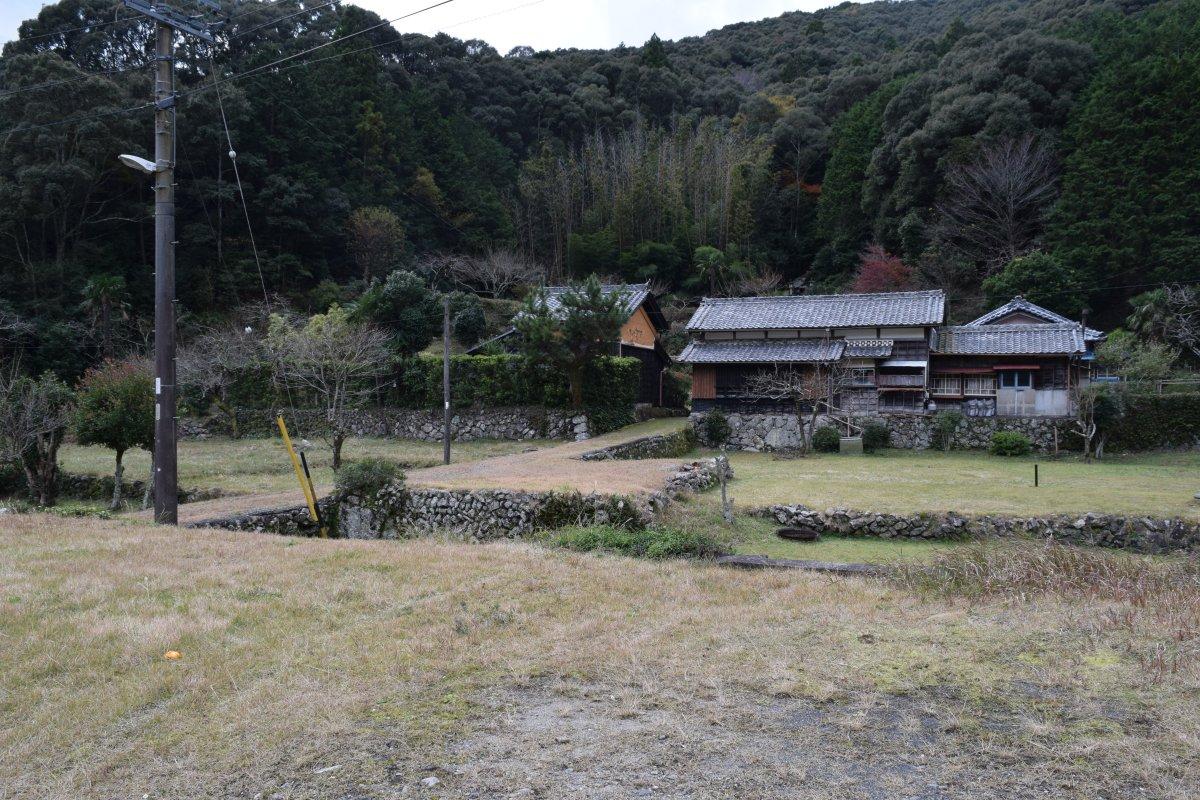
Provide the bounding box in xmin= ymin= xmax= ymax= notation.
xmin=717 ymin=449 xmax=1200 ymax=520
xmin=58 ymin=436 xmax=554 ymax=495
xmin=2 ymin=514 xmax=1198 ymax=798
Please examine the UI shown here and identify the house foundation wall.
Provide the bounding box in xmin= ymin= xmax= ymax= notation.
xmin=691 ymin=411 xmax=1077 ymax=453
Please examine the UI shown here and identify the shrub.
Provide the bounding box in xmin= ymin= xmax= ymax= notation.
xmin=990 ymin=430 xmax=1032 ymax=456
xmin=74 ymin=360 xmax=155 ymax=510
xmin=661 ymin=369 xmax=691 ymax=409
xmin=703 ymin=408 xmax=732 ymax=446
xmin=335 ymin=458 xmax=404 ymax=496
xmin=812 ymin=425 xmax=841 ymax=452
xmin=1103 ymin=393 xmax=1200 ymax=452
xmin=553 ymin=524 xmax=725 ymax=560
xmin=861 ymin=419 xmax=889 ymax=452
xmin=931 ymin=410 xmax=964 ymax=452
xmin=581 ymin=357 xmax=639 ymax=434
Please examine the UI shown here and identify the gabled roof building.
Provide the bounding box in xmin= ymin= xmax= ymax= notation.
xmin=679 ymin=289 xmax=1102 ymax=419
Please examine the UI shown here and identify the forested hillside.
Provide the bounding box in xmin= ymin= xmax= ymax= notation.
xmin=2 ymin=0 xmax=1199 ymax=378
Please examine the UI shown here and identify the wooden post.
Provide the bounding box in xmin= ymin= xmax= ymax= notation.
xmin=442 ymin=295 xmax=451 ymax=465
xmin=1034 ymin=463 xmax=1039 ymax=487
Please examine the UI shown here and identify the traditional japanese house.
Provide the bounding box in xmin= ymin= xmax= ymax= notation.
xmin=678 ymin=290 xmax=946 ymax=415
xmin=678 ymin=291 xmax=1102 ymax=418
xmin=928 ymin=296 xmax=1102 ymax=417
xmin=471 ymin=282 xmax=671 ymax=406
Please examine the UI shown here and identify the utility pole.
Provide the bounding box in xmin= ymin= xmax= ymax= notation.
xmin=120 ymin=1 xmax=219 ymax=524
xmin=443 ymin=295 xmax=452 ymax=465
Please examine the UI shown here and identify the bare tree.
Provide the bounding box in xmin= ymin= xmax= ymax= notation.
xmin=1163 ymin=285 xmax=1200 ymax=361
xmin=443 ymin=248 xmax=541 ymax=298
xmin=178 ymin=325 xmax=264 ymax=439
xmin=745 ymin=362 xmax=853 ymax=455
xmin=733 ymin=268 xmax=783 ymax=297
xmin=933 ymin=135 xmax=1057 ymax=274
xmin=269 ymin=306 xmax=391 ymax=470
xmin=0 ymin=371 xmax=75 ymax=506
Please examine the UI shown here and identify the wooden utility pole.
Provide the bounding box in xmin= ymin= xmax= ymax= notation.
xmin=121 ymin=1 xmax=218 ymax=524
xmin=443 ymin=295 xmax=451 ymax=465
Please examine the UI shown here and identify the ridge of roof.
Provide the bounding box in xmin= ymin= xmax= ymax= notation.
xmin=686 ymin=289 xmax=946 ymax=331
xmin=967 ymin=295 xmax=1104 ymax=340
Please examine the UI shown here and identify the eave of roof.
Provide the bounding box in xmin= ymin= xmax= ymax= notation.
xmin=677 ymin=339 xmax=846 ymax=364
xmin=967 ymin=296 xmax=1103 ymax=341
xmin=933 ymin=323 xmax=1087 ymax=356
xmin=685 ymin=290 xmax=945 ymax=332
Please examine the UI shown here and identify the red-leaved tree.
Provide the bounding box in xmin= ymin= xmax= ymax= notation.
xmin=852 ymin=245 xmax=913 ymax=293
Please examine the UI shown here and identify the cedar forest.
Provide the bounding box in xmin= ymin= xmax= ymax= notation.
xmin=2 ymin=0 xmax=1199 ymax=381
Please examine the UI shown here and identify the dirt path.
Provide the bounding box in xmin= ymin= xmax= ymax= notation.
xmin=406 ymin=417 xmax=690 ymax=494
xmin=148 ymin=418 xmax=691 ymax=525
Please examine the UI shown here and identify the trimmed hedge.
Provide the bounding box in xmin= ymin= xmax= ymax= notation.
xmin=387 ymin=354 xmax=639 ymax=434
xmin=990 ymin=431 xmax=1033 ymax=456
xmin=813 ymin=425 xmax=841 ymax=453
xmin=1105 ymin=393 xmax=1200 ymax=452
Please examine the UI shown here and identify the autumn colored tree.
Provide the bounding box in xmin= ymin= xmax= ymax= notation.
xmin=851 ymin=245 xmax=912 ymax=293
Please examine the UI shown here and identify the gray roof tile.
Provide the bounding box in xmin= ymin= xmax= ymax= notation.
xmin=967 ymin=296 xmax=1103 ymax=341
xmin=685 ymin=290 xmax=944 ymax=331
xmin=677 ymin=339 xmax=846 ymax=364
xmin=934 ymin=323 xmax=1086 ymax=355
xmin=543 ymin=283 xmax=649 ymax=319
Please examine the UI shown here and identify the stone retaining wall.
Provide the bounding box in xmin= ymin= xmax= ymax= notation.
xmin=691 ymin=411 xmax=1077 ymax=453
xmin=578 ymin=428 xmax=697 ymax=461
xmin=190 ymin=458 xmax=728 ymax=541
xmin=760 ymin=504 xmax=1200 ymax=555
xmin=186 ymin=406 xmax=593 ymax=442
xmin=56 ymin=472 xmax=224 ymax=505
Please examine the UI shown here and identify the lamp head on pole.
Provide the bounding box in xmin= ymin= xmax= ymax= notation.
xmin=118 ymin=154 xmax=158 ymax=175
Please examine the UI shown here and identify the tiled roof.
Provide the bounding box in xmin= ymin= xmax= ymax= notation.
xmin=676 ymin=339 xmax=846 ymax=364
xmin=543 ymin=283 xmax=649 ymax=319
xmin=967 ymin=296 xmax=1103 ymax=341
xmin=685 ymin=290 xmax=944 ymax=331
xmin=933 ymin=323 xmax=1087 ymax=355
xmin=844 ymin=339 xmax=894 ymax=358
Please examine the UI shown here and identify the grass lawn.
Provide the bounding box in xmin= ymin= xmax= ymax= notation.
xmin=2 ymin=514 xmax=1197 ymax=798
xmin=715 ymin=448 xmax=1200 ymax=520
xmin=722 ymin=511 xmax=966 ymax=562
xmin=58 ymin=436 xmax=555 ymax=495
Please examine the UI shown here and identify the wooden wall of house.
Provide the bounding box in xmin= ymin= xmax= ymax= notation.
xmin=620 ymin=306 xmax=658 ymax=348
xmin=930 ymin=356 xmax=1071 ymax=390
xmin=692 ymin=365 xmax=716 ymax=399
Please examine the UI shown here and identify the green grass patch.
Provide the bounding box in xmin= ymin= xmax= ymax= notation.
xmin=711 ymin=448 xmax=1200 ymax=520
xmin=552 ymin=524 xmax=727 ymax=560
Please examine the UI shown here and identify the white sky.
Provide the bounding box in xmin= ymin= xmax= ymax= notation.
xmin=4 ymin=1 xmax=858 ymax=54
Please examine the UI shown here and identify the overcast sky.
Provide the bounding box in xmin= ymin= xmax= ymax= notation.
xmin=4 ymin=1 xmax=858 ymax=53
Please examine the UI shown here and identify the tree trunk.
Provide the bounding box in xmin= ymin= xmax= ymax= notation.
xmin=142 ymin=458 xmax=153 ymax=510
xmin=21 ymin=448 xmax=57 ymax=507
xmin=215 ymin=396 xmax=239 ymax=439
xmin=110 ymin=450 xmax=124 ymax=511
xmin=332 ymin=434 xmax=345 ymax=471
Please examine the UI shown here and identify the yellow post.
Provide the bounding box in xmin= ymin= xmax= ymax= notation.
xmin=277 ymin=416 xmax=322 ymax=532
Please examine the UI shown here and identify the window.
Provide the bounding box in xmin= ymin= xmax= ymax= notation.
xmin=964 ymin=375 xmax=996 ymax=396
xmin=998 ymin=370 xmax=1034 ymax=389
xmin=932 ymin=374 xmax=961 ymax=397
xmin=880 ymin=392 xmax=922 ymax=411
xmin=850 ymin=368 xmax=875 ymax=386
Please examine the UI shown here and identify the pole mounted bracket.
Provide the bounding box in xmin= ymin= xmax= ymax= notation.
xmin=123 ymin=0 xmax=217 ymax=42
xmin=155 ymin=94 xmax=177 ymax=110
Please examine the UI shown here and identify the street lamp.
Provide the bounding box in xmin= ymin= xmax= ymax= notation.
xmin=118 ymin=153 xmax=159 ymax=174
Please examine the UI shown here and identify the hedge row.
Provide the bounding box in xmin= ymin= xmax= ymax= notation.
xmin=390 ymin=354 xmax=640 ymax=435
xmin=1106 ymin=393 xmax=1200 ymax=451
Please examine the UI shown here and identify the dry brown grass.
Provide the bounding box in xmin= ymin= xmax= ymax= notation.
xmin=2 ymin=514 xmax=1199 ymax=798
xmin=893 ymin=541 xmax=1200 ymax=684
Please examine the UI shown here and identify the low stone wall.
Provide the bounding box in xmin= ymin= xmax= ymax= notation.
xmin=190 ymin=458 xmax=728 ymax=541
xmin=579 ymin=427 xmax=697 ymax=461
xmin=185 ymin=406 xmax=593 ymax=442
xmin=760 ymin=504 xmax=1200 ymax=555
xmin=690 ymin=411 xmax=1077 ymax=453
xmin=56 ymin=472 xmax=224 ymax=505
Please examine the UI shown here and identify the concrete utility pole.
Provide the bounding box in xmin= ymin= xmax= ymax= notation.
xmin=119 ymin=1 xmax=218 ymax=524
xmin=443 ymin=295 xmax=452 ymax=465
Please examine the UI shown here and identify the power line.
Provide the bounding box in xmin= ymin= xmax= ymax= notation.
xmin=179 ymin=0 xmax=455 ymax=99
xmin=14 ymin=5 xmax=139 ymax=43
xmin=0 ymin=101 xmax=153 ymax=137
xmin=229 ymin=0 xmax=341 ymax=39
xmin=0 ymin=62 xmax=151 ymax=99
